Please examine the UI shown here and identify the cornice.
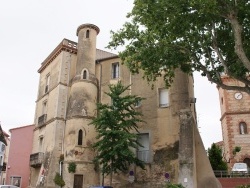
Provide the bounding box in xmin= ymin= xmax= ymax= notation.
xmin=34 ymin=117 xmax=65 ymax=131
xmin=36 ymin=82 xmax=68 ymax=102
xmin=38 ymin=39 xmax=77 ymax=73
xmin=220 ymin=111 xmax=250 ymax=121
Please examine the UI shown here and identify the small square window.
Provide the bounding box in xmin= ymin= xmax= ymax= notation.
xmin=10 ymin=176 xmax=21 ymax=187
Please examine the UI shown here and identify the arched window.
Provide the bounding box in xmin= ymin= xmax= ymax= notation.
xmin=83 ymin=70 xmax=87 ymax=79
xmin=86 ymin=30 xmax=90 ymax=38
xmin=239 ymin=122 xmax=247 ymax=134
xmin=82 ymin=69 xmax=89 ymax=80
xmin=78 ymin=129 xmax=83 ymax=145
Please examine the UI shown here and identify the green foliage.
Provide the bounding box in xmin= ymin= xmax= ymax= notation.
xmin=237 ymin=185 xmax=250 ymax=188
xmin=90 ymin=81 xmax=145 ymax=177
xmin=233 ymin=146 xmax=241 ymax=155
xmin=2 ymin=162 xmax=6 ymax=172
xmin=208 ymin=143 xmax=227 ymax=171
xmin=53 ymin=172 xmax=65 ymax=187
xmin=164 ymin=183 xmax=185 ymax=188
xmin=68 ymin=162 xmax=76 ymax=173
xmin=108 ymin=0 xmax=250 ymax=93
xmin=59 ymin=154 xmax=64 ymax=162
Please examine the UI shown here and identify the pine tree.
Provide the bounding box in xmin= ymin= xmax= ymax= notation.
xmin=90 ymin=81 xmax=145 ymax=186
xmin=208 ymin=143 xmax=227 ymax=171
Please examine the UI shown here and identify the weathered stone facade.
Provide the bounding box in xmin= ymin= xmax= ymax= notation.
xmin=29 ymin=23 xmax=220 ymax=188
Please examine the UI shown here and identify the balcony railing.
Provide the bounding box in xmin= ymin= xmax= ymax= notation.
xmin=137 ymin=150 xmax=149 ymax=163
xmin=38 ymin=114 xmax=47 ymax=126
xmin=30 ymin=152 xmax=44 ymax=168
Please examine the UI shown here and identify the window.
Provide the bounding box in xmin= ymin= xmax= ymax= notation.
xmin=1 ymin=144 xmax=5 ymax=152
xmin=83 ymin=70 xmax=87 ymax=79
xmin=134 ymin=99 xmax=141 ymax=108
xmin=78 ymin=129 xmax=83 ymax=145
xmin=159 ymin=88 xmax=169 ymax=107
xmin=39 ymin=136 xmax=43 ymax=151
xmin=0 ymin=156 xmax=2 ymax=166
xmin=10 ymin=176 xmax=21 ymax=187
xmin=82 ymin=69 xmax=89 ymax=79
xmin=137 ymin=133 xmax=150 ymax=163
xmin=86 ymin=30 xmax=90 ymax=38
xmin=239 ymin=122 xmax=247 ymax=134
xmin=42 ymin=100 xmax=47 ymax=114
xmin=111 ymin=98 xmax=118 ymax=110
xmin=112 ymin=62 xmax=119 ymax=79
xmin=45 ymin=74 xmax=50 ymax=93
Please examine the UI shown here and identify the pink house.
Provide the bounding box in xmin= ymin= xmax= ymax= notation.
xmin=6 ymin=125 xmax=34 ymax=188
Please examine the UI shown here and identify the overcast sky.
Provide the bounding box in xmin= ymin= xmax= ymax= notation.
xmin=0 ymin=0 xmax=222 ymax=149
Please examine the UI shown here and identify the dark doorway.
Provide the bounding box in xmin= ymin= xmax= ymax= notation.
xmin=243 ymin=158 xmax=250 ymax=168
xmin=73 ymin=174 xmax=83 ymax=188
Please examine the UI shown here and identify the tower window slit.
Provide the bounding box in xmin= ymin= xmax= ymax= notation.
xmin=78 ymin=129 xmax=83 ymax=145
xmin=86 ymin=30 xmax=90 ymax=38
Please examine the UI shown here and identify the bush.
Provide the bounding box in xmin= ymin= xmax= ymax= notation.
xmin=236 ymin=185 xmax=250 ymax=188
xmin=164 ymin=183 xmax=185 ymax=188
xmin=53 ymin=172 xmax=65 ymax=187
xmin=68 ymin=162 xmax=76 ymax=173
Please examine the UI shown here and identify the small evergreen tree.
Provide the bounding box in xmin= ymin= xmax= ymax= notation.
xmin=208 ymin=143 xmax=227 ymax=171
xmin=90 ymin=81 xmax=145 ymax=186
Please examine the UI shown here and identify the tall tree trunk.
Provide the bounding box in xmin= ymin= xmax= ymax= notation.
xmin=110 ymin=162 xmax=113 ymax=187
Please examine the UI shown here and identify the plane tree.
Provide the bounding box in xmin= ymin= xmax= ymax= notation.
xmin=108 ymin=0 xmax=250 ymax=93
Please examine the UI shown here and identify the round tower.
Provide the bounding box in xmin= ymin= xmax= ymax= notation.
xmin=64 ymin=24 xmax=100 ymax=187
xmin=76 ymin=23 xmax=99 ymax=76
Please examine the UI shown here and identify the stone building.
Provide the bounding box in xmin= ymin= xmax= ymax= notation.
xmin=218 ymin=76 xmax=250 ymax=168
xmin=29 ymin=23 xmax=220 ymax=188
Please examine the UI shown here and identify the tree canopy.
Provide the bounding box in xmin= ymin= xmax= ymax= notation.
xmin=108 ymin=0 xmax=250 ymax=93
xmin=90 ymin=81 xmax=145 ymax=184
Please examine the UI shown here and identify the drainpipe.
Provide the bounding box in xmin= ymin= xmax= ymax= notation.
xmin=62 ymin=52 xmax=71 ymax=154
xmin=98 ymin=62 xmax=104 ymax=186
xmin=59 ymin=160 xmax=63 ymax=176
xmin=60 ymin=52 xmax=71 ymax=187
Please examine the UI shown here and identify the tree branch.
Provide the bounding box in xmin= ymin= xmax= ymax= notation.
xmin=228 ymin=11 xmax=250 ymax=71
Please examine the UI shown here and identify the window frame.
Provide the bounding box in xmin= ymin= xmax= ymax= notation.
xmin=239 ymin=122 xmax=247 ymax=135
xmin=81 ymin=68 xmax=89 ymax=80
xmin=86 ymin=29 xmax=90 ymax=38
xmin=10 ymin=176 xmax=21 ymax=187
xmin=45 ymin=74 xmax=50 ymax=93
xmin=111 ymin=62 xmax=119 ymax=79
xmin=39 ymin=136 xmax=44 ymax=151
xmin=159 ymin=88 xmax=169 ymax=108
xmin=42 ymin=100 xmax=47 ymax=114
xmin=134 ymin=99 xmax=142 ymax=108
xmin=137 ymin=133 xmax=150 ymax=163
xmin=78 ymin=129 xmax=83 ymax=146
